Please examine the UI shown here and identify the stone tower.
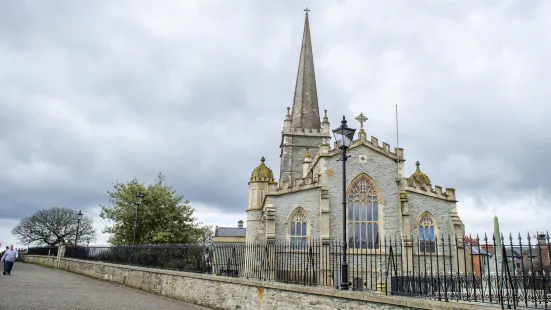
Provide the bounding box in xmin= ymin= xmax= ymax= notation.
xmin=279 ymin=10 xmax=331 ymax=185
xmin=246 ymin=157 xmax=275 ymax=243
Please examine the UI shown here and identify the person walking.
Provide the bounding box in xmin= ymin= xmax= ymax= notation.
xmin=2 ymin=244 xmax=18 ymax=275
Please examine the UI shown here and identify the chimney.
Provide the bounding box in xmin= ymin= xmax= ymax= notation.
xmin=215 ymin=225 xmax=219 ymax=236
xmin=538 ymin=233 xmax=547 ymax=246
xmin=238 ymin=220 xmax=244 ymax=229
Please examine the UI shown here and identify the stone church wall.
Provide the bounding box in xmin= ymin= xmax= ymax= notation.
xmin=280 ymin=134 xmax=324 ymax=184
xmin=246 ymin=209 xmax=264 ymax=244
xmin=322 ymin=145 xmax=401 ymax=241
xmin=407 ymin=192 xmax=456 ymax=239
xmin=406 ymin=192 xmax=461 ymax=272
xmin=269 ymin=187 xmax=322 ymax=241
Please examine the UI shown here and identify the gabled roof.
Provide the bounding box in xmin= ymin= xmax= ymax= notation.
xmin=307 ymin=139 xmax=401 ymax=176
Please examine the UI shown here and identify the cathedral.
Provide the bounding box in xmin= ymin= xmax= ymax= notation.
xmin=245 ymin=11 xmax=465 ymax=250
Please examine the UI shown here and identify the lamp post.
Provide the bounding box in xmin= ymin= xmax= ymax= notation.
xmin=75 ymin=210 xmax=83 ymax=247
xmin=332 ymin=115 xmax=356 ymax=290
xmin=131 ymin=192 xmax=145 ymax=265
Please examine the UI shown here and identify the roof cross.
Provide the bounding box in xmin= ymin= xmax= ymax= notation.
xmin=355 ymin=112 xmax=368 ymax=129
xmin=304 ymin=7 xmax=310 ymax=15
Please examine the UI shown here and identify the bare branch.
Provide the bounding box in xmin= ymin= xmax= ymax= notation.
xmin=12 ymin=206 xmax=97 ymax=246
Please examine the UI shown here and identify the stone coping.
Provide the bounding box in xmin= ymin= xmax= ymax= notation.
xmin=25 ymin=255 xmax=498 ymax=310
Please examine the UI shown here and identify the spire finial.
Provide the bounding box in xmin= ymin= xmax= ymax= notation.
xmin=304 ymin=7 xmax=310 ymax=15
xmin=415 ymin=161 xmax=420 ymax=170
xmin=261 ymin=156 xmax=265 ymax=163
xmin=305 ymin=147 xmax=311 ymax=158
xmin=286 ymin=107 xmax=291 ymax=116
xmin=322 ymin=109 xmax=328 ymax=123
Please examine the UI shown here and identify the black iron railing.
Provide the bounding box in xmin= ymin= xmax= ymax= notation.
xmin=29 ymin=232 xmax=551 ymax=309
xmin=212 ymin=238 xmax=403 ymax=290
xmin=26 ymin=246 xmax=58 ymax=256
xmin=64 ymin=245 xmax=212 ymax=273
xmin=388 ymin=233 xmax=551 ymax=309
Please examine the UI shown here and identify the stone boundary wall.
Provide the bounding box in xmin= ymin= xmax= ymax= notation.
xmin=24 ymin=255 xmax=495 ymax=310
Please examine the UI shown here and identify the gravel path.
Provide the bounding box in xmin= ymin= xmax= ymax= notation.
xmin=0 ymin=262 xmax=211 ymax=310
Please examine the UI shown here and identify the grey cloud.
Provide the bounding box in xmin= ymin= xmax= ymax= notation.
xmin=1 ymin=0 xmax=550 ymax=236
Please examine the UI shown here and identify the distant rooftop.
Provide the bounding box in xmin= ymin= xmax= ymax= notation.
xmin=214 ymin=220 xmax=246 ymax=237
xmin=215 ymin=227 xmax=246 ymax=237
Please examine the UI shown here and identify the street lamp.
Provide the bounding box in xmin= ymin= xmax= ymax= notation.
xmin=75 ymin=210 xmax=83 ymax=247
xmin=131 ymin=191 xmax=145 ymax=265
xmin=332 ymin=115 xmax=356 ymax=290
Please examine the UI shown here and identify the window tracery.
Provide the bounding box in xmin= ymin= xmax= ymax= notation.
xmin=289 ymin=208 xmax=308 ymax=248
xmin=347 ymin=175 xmax=380 ymax=249
xmin=419 ymin=212 xmax=436 ymax=253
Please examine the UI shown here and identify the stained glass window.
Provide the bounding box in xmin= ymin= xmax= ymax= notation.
xmin=419 ymin=213 xmax=436 ymax=253
xmin=347 ymin=175 xmax=379 ymax=249
xmin=290 ymin=209 xmax=308 ymax=249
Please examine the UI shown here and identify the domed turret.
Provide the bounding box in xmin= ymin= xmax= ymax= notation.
xmin=407 ymin=161 xmax=431 ymax=189
xmin=247 ymin=157 xmax=273 ymax=245
xmin=250 ymin=156 xmax=274 ymax=183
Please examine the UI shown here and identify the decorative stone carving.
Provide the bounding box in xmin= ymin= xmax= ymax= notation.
xmin=407 ymin=161 xmax=431 ymax=190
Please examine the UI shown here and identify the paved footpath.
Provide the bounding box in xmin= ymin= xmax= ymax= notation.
xmin=0 ymin=262 xmax=211 ymax=310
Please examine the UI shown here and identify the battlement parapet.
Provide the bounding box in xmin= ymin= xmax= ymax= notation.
xmin=327 ymin=136 xmax=401 ymax=159
xmin=368 ymin=136 xmax=400 ymax=156
xmin=249 ymin=176 xmax=274 ymax=183
xmin=406 ymin=182 xmax=457 ymax=202
xmin=382 ymin=142 xmax=390 ymax=152
xmin=273 ymin=179 xmax=321 ymax=196
xmin=395 ymin=148 xmax=404 ymax=159
xmin=282 ymin=127 xmax=330 ymax=137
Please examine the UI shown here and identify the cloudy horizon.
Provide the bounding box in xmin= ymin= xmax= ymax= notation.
xmin=1 ymin=0 xmax=551 ymax=247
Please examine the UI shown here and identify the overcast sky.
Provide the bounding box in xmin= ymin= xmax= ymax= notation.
xmin=1 ymin=0 xmax=550 ymax=246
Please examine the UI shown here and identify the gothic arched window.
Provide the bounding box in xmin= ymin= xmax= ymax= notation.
xmin=289 ymin=208 xmax=308 ymax=249
xmin=347 ymin=175 xmax=380 ymax=249
xmin=419 ymin=212 xmax=436 ymax=253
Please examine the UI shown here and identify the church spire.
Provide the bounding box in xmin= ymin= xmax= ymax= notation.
xmin=291 ymin=8 xmax=321 ymax=129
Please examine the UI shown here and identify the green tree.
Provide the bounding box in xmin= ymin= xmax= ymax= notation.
xmin=100 ymin=173 xmax=202 ymax=245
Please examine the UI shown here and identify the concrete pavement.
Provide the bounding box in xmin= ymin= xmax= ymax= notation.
xmin=0 ymin=262 xmax=211 ymax=310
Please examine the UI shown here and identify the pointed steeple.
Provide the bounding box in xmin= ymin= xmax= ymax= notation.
xmin=291 ymin=8 xmax=320 ymax=129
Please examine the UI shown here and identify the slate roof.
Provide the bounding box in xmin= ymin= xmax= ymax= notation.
xmin=504 ymin=246 xmax=539 ymax=258
xmin=469 ymin=246 xmax=540 ymax=258
xmin=215 ymin=227 xmax=246 ymax=237
xmin=470 ymin=247 xmax=491 ymax=255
